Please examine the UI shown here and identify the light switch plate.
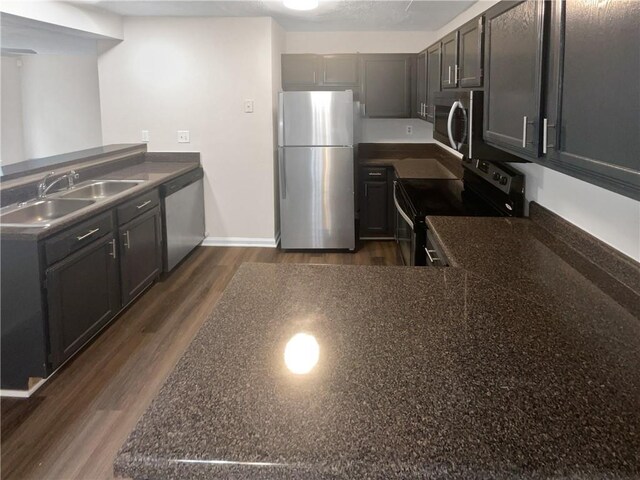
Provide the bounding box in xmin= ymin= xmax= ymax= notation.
xmin=243 ymin=99 xmax=254 ymax=113
xmin=177 ymin=130 xmax=190 ymax=143
xmin=141 ymin=130 xmax=149 ymax=142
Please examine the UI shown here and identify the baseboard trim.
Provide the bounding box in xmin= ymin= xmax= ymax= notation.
xmin=202 ymin=233 xmax=280 ymax=248
xmin=1 ymin=378 xmax=47 ymax=398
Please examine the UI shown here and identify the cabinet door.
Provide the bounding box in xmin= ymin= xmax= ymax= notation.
xmin=119 ymin=206 xmax=162 ymax=306
xmin=322 ymin=55 xmax=359 ymax=87
xmin=416 ymin=51 xmax=427 ymax=119
xmin=361 ymin=55 xmax=412 ymax=118
xmin=484 ymin=0 xmax=546 ymax=159
xmin=543 ymin=0 xmax=640 ymax=200
xmin=361 ymin=181 xmax=389 ymax=236
xmin=458 ymin=16 xmax=484 ymax=88
xmin=46 ymin=234 xmax=119 ymax=369
xmin=282 ymin=55 xmax=320 ymax=90
xmin=425 ymin=43 xmax=441 ymax=123
xmin=441 ymin=31 xmax=459 ymax=89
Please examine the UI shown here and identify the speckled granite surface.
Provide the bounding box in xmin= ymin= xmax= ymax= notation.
xmin=0 ymin=161 xmax=199 ymax=241
xmin=361 ymin=157 xmax=459 ymax=180
xmin=426 ymin=215 xmax=640 ymax=320
xmin=114 ymin=263 xmax=640 ymax=479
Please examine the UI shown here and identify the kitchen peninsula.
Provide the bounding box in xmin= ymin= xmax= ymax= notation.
xmin=115 ymin=211 xmax=640 ymax=479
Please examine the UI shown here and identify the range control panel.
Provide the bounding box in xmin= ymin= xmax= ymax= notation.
xmin=463 ymin=158 xmax=524 ymax=195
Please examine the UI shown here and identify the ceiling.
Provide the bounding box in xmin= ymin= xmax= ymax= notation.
xmin=83 ymin=1 xmax=476 ymax=31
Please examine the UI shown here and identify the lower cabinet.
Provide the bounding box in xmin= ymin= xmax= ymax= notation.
xmin=119 ymin=206 xmax=162 ymax=306
xmin=46 ymin=233 xmax=120 ymax=369
xmin=359 ymin=167 xmax=394 ymax=239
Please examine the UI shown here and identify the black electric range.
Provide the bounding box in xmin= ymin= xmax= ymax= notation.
xmin=394 ymin=159 xmax=525 ymax=266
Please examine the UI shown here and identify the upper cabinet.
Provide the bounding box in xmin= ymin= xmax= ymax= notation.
xmin=416 ymin=50 xmax=427 ymax=119
xmin=483 ymin=0 xmax=546 ymax=160
xmin=542 ymin=0 xmax=640 ymax=200
xmin=425 ymin=43 xmax=441 ymax=122
xmin=458 ymin=16 xmax=484 ymax=88
xmin=322 ymin=55 xmax=359 ymax=87
xmin=282 ymin=54 xmax=359 ymax=90
xmin=441 ymin=31 xmax=459 ymax=89
xmin=361 ymin=54 xmax=413 ymax=118
xmin=282 ymin=55 xmax=320 ymax=89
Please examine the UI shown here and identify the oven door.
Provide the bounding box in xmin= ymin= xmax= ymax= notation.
xmin=393 ymin=181 xmax=415 ymax=266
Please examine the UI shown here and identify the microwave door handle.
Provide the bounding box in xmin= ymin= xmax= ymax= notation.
xmin=446 ymin=102 xmax=457 ymax=149
xmin=458 ymin=101 xmax=468 ymax=150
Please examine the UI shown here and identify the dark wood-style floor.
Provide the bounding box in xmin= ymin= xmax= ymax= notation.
xmin=1 ymin=241 xmax=401 ymax=480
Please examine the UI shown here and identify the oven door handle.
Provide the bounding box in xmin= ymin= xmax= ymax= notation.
xmin=393 ymin=181 xmax=414 ymax=230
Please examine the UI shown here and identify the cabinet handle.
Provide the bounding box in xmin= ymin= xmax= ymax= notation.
xmin=76 ymin=227 xmax=99 ymax=241
xmin=109 ymin=239 xmax=117 ymax=259
xmin=368 ymin=172 xmax=382 ymax=176
xmin=124 ymin=230 xmax=131 ymax=249
xmin=522 ymin=116 xmax=528 ymax=148
xmin=425 ymin=248 xmax=440 ymax=263
xmin=542 ymin=118 xmax=548 ymax=154
xmin=454 ymin=65 xmax=458 ymax=85
xmin=136 ymin=200 xmax=151 ymax=209
xmin=364 ymin=184 xmax=368 ymax=197
xmin=313 ymin=71 xmax=316 ymax=84
xmin=448 ymin=66 xmax=451 ymax=84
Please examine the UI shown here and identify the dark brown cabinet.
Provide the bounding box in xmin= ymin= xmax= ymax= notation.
xmin=441 ymin=31 xmax=459 ymax=89
xmin=425 ymin=43 xmax=441 ymax=122
xmin=458 ymin=16 xmax=484 ymax=88
xmin=541 ymin=0 xmax=640 ymax=200
xmin=416 ymin=50 xmax=427 ymax=119
xmin=282 ymin=55 xmax=320 ymax=89
xmin=361 ymin=54 xmax=413 ymax=118
xmin=282 ymin=54 xmax=359 ymax=90
xmin=483 ymin=0 xmax=545 ymax=160
xmin=321 ymin=54 xmax=359 ymax=87
xmin=46 ymin=233 xmax=120 ymax=369
xmin=359 ymin=167 xmax=394 ymax=238
xmin=119 ymin=206 xmax=162 ymax=306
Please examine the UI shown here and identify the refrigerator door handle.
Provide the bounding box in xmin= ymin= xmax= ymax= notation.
xmin=279 ymin=148 xmax=286 ymax=199
xmin=278 ymin=92 xmax=284 ymax=147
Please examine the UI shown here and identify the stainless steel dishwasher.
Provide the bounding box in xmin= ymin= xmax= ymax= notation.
xmin=160 ymin=167 xmax=205 ymax=272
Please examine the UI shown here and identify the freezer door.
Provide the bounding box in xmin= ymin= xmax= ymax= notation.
xmin=279 ymin=91 xmax=353 ymax=146
xmin=279 ymin=147 xmax=355 ymax=250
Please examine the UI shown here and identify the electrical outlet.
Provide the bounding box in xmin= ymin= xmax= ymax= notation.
xmin=141 ymin=130 xmax=149 ymax=143
xmin=177 ymin=130 xmax=190 ymax=143
xmin=406 ymin=125 xmax=413 ymax=135
xmin=243 ymin=99 xmax=254 ymax=113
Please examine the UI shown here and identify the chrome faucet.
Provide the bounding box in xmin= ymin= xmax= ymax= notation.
xmin=37 ymin=170 xmax=79 ymax=198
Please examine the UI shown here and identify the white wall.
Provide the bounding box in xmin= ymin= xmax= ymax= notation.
xmin=1 ymin=56 xmax=24 ymax=165
xmin=361 ymin=119 xmax=432 ymax=143
xmin=285 ymin=31 xmax=438 ymax=54
xmin=517 ymin=163 xmax=640 ymax=261
xmin=20 ymin=54 xmax=103 ymax=159
xmin=99 ymin=16 xmax=281 ymax=244
xmin=0 ymin=1 xmax=123 ymax=40
xmin=271 ymin=20 xmax=286 ymax=236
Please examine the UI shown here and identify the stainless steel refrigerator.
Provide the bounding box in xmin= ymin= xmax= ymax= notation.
xmin=278 ymin=90 xmax=355 ymax=250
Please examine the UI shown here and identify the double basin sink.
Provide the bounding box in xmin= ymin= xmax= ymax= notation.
xmin=0 ymin=180 xmax=144 ymax=227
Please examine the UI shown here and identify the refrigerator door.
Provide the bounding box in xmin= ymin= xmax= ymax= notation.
xmin=279 ymin=146 xmax=355 ymax=250
xmin=279 ymin=91 xmax=353 ymax=147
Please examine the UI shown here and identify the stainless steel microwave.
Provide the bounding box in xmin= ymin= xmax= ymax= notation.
xmin=433 ymin=90 xmax=526 ymax=163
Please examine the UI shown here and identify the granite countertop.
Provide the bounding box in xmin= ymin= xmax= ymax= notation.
xmin=360 ymin=157 xmax=460 ymax=180
xmin=115 ymin=262 xmax=640 ymax=479
xmin=0 ymin=160 xmax=200 ymax=241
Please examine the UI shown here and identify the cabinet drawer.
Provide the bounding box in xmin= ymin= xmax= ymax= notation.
xmin=45 ymin=211 xmax=114 ymax=266
xmin=117 ymin=189 xmax=160 ymax=226
xmin=362 ymin=167 xmax=388 ymax=180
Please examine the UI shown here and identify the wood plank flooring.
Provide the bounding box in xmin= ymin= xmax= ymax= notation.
xmin=1 ymin=241 xmax=401 ymax=480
